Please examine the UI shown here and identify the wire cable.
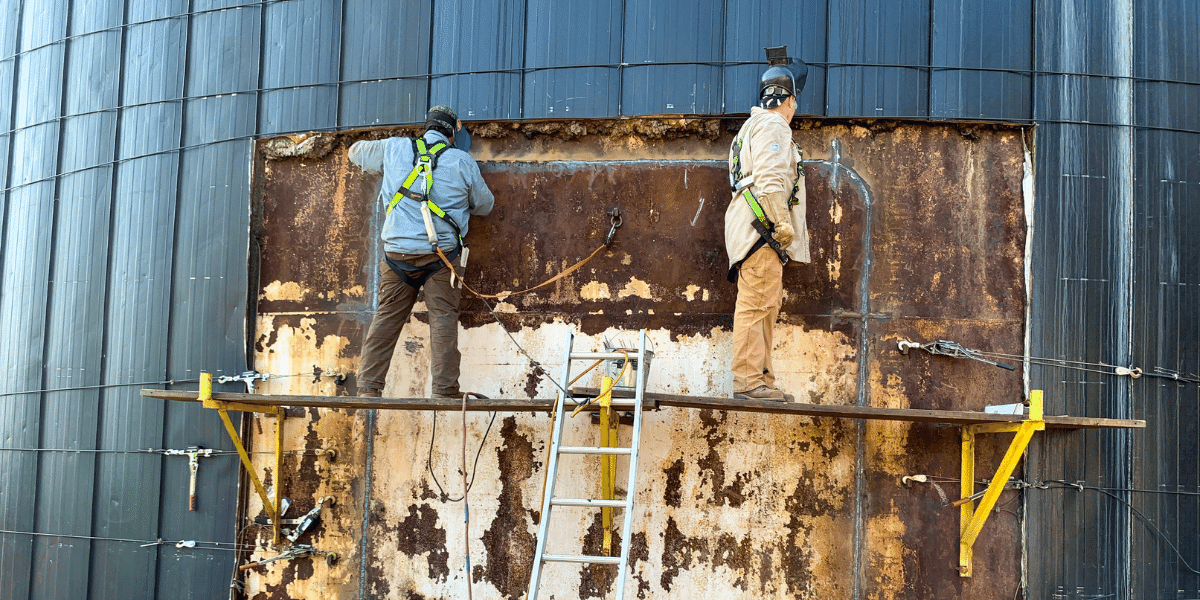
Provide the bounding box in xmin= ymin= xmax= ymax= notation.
xmin=1036 ymin=480 xmax=1200 ymax=576
xmin=0 ymin=378 xmax=201 ymax=398
xmin=0 ymin=528 xmax=256 ymax=552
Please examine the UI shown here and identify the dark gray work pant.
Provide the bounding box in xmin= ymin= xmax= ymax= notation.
xmin=356 ymin=251 xmax=462 ymax=396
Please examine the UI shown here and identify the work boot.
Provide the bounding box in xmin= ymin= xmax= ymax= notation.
xmin=432 ymin=391 xmax=462 ymax=399
xmin=733 ymin=385 xmax=786 ymax=402
xmin=357 ymin=387 xmax=382 ymax=398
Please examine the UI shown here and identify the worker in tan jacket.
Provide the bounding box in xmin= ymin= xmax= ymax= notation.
xmin=724 ymin=47 xmax=810 ymax=402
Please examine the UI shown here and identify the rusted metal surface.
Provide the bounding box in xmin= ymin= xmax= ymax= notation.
xmin=247 ymin=118 xmax=1029 ymax=599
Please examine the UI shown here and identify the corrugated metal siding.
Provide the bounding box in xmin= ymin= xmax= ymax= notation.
xmin=523 ymin=0 xmax=622 ymax=119
xmin=826 ymin=0 xmax=930 ymax=118
xmin=1027 ymin=1 xmax=1141 ymax=598
xmin=1130 ymin=2 xmax=1200 ymax=599
xmin=722 ymin=0 xmax=828 ymax=117
xmin=930 ymin=0 xmax=1032 ymax=120
xmin=430 ymin=0 xmax=524 ymax=120
xmin=0 ymin=0 xmax=1197 ymax=598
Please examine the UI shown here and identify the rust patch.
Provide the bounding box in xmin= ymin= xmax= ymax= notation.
xmin=366 ymin=501 xmax=450 ymax=587
xmin=478 ymin=417 xmax=537 ymax=599
xmin=659 ymin=516 xmax=707 ymax=592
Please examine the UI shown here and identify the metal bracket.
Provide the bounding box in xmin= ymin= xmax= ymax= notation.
xmin=200 ymin=372 xmax=286 ymax=544
xmin=958 ymin=389 xmax=1045 ymax=577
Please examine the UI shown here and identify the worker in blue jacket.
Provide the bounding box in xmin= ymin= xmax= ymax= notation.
xmin=349 ymin=105 xmax=495 ymax=398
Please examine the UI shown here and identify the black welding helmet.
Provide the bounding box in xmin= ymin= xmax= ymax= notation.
xmin=759 ymin=46 xmax=808 ymax=108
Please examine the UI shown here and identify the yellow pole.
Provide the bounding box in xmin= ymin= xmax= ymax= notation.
xmin=959 ymin=426 xmax=975 ymax=576
xmin=274 ymin=406 xmax=285 ymax=544
xmin=599 ymin=376 xmax=614 ymax=556
xmin=201 ymin=373 xmax=278 ymax=540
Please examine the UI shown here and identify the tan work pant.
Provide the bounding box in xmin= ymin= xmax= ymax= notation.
xmin=732 ymin=246 xmax=783 ymax=393
xmin=356 ymin=251 xmax=463 ymax=396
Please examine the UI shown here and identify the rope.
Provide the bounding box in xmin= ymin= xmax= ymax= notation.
xmin=436 ymin=243 xmax=610 ymax=300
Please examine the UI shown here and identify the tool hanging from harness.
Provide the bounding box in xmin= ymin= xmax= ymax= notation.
xmin=386 ymin=137 xmax=467 ymax=289
xmin=727 ymin=127 xmax=802 ymax=282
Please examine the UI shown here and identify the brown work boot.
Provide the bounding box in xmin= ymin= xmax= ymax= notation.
xmin=357 ymin=387 xmax=382 ymax=398
xmin=733 ymin=385 xmax=787 ymax=402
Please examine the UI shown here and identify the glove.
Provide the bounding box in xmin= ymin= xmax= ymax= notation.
xmin=773 ymin=221 xmax=795 ymax=247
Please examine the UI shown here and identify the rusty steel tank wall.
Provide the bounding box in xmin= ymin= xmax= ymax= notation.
xmin=3 ymin=0 xmax=1196 ymax=599
xmin=246 ymin=118 xmax=1029 ymax=598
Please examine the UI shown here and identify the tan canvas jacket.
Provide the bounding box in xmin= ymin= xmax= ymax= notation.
xmin=724 ymin=107 xmax=810 ymax=268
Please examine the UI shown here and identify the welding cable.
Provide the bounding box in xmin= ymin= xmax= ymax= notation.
xmin=461 ymin=393 xmax=474 ymax=600
xmin=426 ymin=406 xmax=498 ymax=503
xmin=1035 ymin=480 xmax=1200 ymax=576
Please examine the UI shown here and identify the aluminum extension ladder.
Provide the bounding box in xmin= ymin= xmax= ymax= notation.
xmin=527 ymin=329 xmax=650 ymax=600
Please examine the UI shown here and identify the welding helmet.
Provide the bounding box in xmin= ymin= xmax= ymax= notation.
xmin=759 ymin=46 xmax=808 ymax=108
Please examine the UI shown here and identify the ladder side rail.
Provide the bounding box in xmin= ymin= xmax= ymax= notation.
xmin=614 ymin=329 xmax=648 ymax=600
xmin=528 ymin=331 xmax=576 ymax=600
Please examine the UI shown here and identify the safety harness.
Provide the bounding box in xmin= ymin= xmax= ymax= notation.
xmin=728 ymin=126 xmax=802 ymax=281
xmin=386 ymin=137 xmax=466 ymax=289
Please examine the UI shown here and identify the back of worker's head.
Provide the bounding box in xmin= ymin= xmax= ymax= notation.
xmin=424 ymin=105 xmax=458 ymax=139
xmin=758 ymin=46 xmax=808 ymax=109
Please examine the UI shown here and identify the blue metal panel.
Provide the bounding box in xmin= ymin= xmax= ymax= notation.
xmin=1131 ymin=127 xmax=1200 ymax=599
xmin=340 ymin=0 xmax=430 ymax=127
xmin=128 ymin=1 xmax=186 ymax=24
xmin=189 ymin=6 xmax=259 ymax=98
xmin=184 ymin=95 xmax=256 ymax=146
xmin=1025 ymin=0 xmax=1141 ymax=597
xmin=87 ymin=152 xmax=178 ymax=598
xmin=70 ymin=0 xmax=120 ymax=35
xmin=19 ymin=0 xmax=64 ymax=49
xmin=621 ymin=0 xmax=724 ymax=116
xmin=429 ymin=0 xmax=523 ymax=120
xmin=1128 ymin=3 xmax=1200 ymax=598
xmin=64 ymin=31 xmax=120 ymax=117
xmin=260 ymin=0 xmax=339 ymax=134
xmin=722 ymin=0 xmax=828 ymax=116
xmin=0 ymin=181 xmax=54 ymax=600
xmin=121 ymin=18 xmax=184 ymax=107
xmin=826 ymin=0 xmax=930 ymax=118
xmin=523 ymin=0 xmax=622 ymax=119
xmin=930 ymin=0 xmax=1032 ymax=120
xmin=28 ymin=165 xmax=113 ymax=600
xmin=158 ymin=141 xmax=246 ymax=600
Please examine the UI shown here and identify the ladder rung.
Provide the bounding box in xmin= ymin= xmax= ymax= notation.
xmin=569 ymin=351 xmax=643 ymax=361
xmin=558 ymin=446 xmax=632 ymax=455
xmin=551 ymin=497 xmax=628 ymax=508
xmin=542 ymin=553 xmax=622 ymax=565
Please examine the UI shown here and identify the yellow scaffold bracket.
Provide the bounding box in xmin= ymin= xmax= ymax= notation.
xmin=958 ymin=389 xmax=1044 ymax=577
xmin=199 ymin=372 xmax=285 ymax=544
